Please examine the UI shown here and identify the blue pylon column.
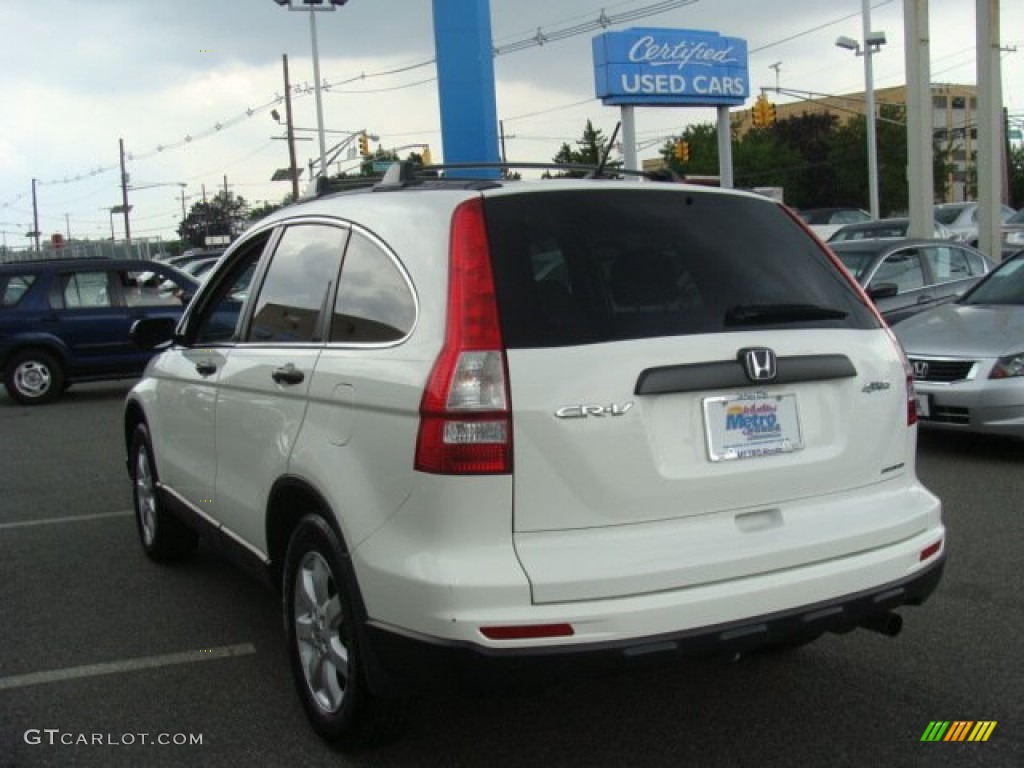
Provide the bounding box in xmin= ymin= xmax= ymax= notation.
xmin=431 ymin=0 xmax=501 ymax=178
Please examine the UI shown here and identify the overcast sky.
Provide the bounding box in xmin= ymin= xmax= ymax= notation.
xmin=1 ymin=0 xmax=1021 ymax=246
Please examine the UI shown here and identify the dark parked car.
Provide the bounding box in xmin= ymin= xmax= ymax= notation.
xmin=829 ymin=238 xmax=996 ymax=324
xmin=0 ymin=258 xmax=198 ymax=404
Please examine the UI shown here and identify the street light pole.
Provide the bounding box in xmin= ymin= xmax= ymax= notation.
xmin=274 ymin=1 xmax=349 ymax=182
xmin=308 ymin=6 xmax=328 ymax=179
xmin=861 ymin=0 xmax=880 ymax=219
xmin=836 ymin=3 xmax=886 ymax=219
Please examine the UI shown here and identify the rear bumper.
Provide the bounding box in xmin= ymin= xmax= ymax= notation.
xmin=361 ymin=554 xmax=945 ymax=696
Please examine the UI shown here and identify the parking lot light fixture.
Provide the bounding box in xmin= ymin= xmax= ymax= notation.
xmin=273 ymin=0 xmax=350 ymax=182
xmin=836 ymin=0 xmax=886 ymax=219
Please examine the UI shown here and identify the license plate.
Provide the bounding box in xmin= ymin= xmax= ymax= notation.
xmin=703 ymin=393 xmax=804 ymax=462
xmin=915 ymin=393 xmax=931 ymax=419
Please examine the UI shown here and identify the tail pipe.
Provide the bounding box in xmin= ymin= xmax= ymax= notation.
xmin=859 ymin=611 xmax=903 ymax=637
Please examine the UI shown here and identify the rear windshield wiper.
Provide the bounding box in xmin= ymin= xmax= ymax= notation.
xmin=725 ymin=303 xmax=849 ymax=326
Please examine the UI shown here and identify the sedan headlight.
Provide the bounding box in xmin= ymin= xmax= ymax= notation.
xmin=990 ymin=353 xmax=1024 ymax=379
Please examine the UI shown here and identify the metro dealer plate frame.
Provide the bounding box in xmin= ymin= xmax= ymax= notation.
xmin=703 ymin=392 xmax=804 ymax=462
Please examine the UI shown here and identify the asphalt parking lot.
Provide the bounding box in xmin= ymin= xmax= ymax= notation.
xmin=1 ymin=382 xmax=1021 ymax=767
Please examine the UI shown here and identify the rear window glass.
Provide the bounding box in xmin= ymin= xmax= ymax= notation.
xmin=1 ymin=274 xmax=36 ymax=307
xmin=485 ymin=189 xmax=877 ymax=348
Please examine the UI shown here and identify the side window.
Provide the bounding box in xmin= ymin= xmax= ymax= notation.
xmin=873 ymin=251 xmax=925 ymax=293
xmin=1 ymin=274 xmax=35 ymax=307
xmin=123 ymin=269 xmax=191 ymax=307
xmin=194 ymin=234 xmax=271 ymax=345
xmin=59 ymin=271 xmax=114 ymax=308
xmin=330 ymin=231 xmax=415 ymax=343
xmin=963 ymin=249 xmax=988 ymax=276
xmin=922 ymin=246 xmax=969 ymax=283
xmin=248 ymin=224 xmax=348 ymax=343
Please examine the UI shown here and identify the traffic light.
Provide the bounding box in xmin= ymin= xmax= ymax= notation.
xmin=358 ymin=132 xmax=369 ymax=156
xmin=751 ymin=95 xmax=777 ymax=127
xmin=674 ymin=140 xmax=690 ymax=163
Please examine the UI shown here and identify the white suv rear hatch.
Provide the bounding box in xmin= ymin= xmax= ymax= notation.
xmin=483 ymin=187 xmax=925 ymax=604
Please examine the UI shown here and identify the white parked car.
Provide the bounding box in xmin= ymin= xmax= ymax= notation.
xmin=124 ymin=164 xmax=945 ymax=748
xmin=933 ymin=201 xmax=1016 ymax=244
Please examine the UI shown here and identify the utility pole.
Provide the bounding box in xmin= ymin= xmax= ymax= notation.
xmin=223 ymin=175 xmax=229 ymax=198
xmin=65 ymin=213 xmax=71 ymax=241
xmin=180 ymin=186 xmax=187 ymax=220
xmin=119 ymin=138 xmax=132 ymax=258
xmin=283 ymin=54 xmax=300 ymax=201
xmin=31 ymin=178 xmax=40 ymax=251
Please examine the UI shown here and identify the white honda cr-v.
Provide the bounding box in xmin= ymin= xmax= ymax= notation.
xmin=124 ymin=164 xmax=945 ymax=748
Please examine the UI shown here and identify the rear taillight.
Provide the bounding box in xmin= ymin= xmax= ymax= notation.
xmin=414 ymin=198 xmax=512 ymax=474
xmin=884 ymin=326 xmax=917 ymax=426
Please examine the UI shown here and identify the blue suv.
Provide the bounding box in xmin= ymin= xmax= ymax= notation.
xmin=0 ymin=258 xmax=197 ymax=404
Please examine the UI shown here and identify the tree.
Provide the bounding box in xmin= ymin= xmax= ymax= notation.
xmin=549 ymin=120 xmax=621 ymax=177
xmin=661 ymin=123 xmax=718 ymax=176
xmin=249 ymin=201 xmax=283 ymax=223
xmin=770 ymin=112 xmax=840 ymax=209
xmin=1009 ymin=143 xmax=1024 ymax=209
xmin=177 ymin=190 xmax=250 ymax=248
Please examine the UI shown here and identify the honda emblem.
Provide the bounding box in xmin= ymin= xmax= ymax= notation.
xmin=738 ymin=347 xmax=778 ymax=382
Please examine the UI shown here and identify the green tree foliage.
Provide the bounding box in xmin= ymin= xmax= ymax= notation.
xmin=661 ymin=123 xmax=718 ymax=175
xmin=770 ymin=112 xmax=840 ymax=206
xmin=1009 ymin=143 xmax=1024 ymax=209
xmin=248 ymin=201 xmax=283 ymax=224
xmin=549 ymin=120 xmax=621 ymax=177
xmin=177 ymin=191 xmax=250 ymax=249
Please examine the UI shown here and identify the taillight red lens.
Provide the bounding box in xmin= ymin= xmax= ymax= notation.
xmin=480 ymin=623 xmax=575 ymax=640
xmin=415 ymin=199 xmax=512 ymax=474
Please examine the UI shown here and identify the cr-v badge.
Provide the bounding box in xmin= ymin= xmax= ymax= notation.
xmin=555 ymin=402 xmax=634 ymax=419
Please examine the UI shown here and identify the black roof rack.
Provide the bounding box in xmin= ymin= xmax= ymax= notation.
xmin=307 ymin=161 xmax=683 ymax=199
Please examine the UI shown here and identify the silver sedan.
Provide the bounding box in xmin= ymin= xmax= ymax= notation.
xmin=895 ymin=249 xmax=1024 ymax=438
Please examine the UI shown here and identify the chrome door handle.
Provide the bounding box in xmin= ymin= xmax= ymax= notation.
xmin=271 ymin=364 xmax=304 ymax=385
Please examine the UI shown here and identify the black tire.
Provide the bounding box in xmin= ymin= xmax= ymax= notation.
xmin=130 ymin=423 xmax=198 ymax=562
xmin=283 ymin=515 xmax=410 ymax=750
xmin=4 ymin=349 xmax=65 ymax=405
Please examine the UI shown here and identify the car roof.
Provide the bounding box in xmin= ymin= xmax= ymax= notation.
xmin=256 ymin=171 xmax=778 ymax=230
xmin=0 ymin=257 xmax=200 ymax=285
xmin=1 ymin=257 xmax=176 ymax=271
xmin=829 ymin=237 xmax=955 ymax=253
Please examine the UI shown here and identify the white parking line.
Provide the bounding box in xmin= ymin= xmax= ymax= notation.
xmin=0 ymin=510 xmax=134 ymax=531
xmin=0 ymin=643 xmax=257 ymax=691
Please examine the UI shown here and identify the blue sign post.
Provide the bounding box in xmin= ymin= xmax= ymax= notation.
xmin=593 ymin=28 xmax=749 ymax=185
xmin=431 ymin=0 xmax=501 ymax=178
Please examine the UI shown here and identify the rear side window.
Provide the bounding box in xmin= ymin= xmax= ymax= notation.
xmin=485 ymin=190 xmax=878 ymax=348
xmin=59 ymin=271 xmax=113 ymax=308
xmin=330 ymin=231 xmax=415 ymax=344
xmin=1 ymin=274 xmax=35 ymax=307
xmin=921 ymin=245 xmax=970 ymax=282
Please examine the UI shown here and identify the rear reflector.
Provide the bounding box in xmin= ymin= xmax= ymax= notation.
xmin=920 ymin=540 xmax=942 ymax=562
xmin=480 ymin=623 xmax=575 ymax=641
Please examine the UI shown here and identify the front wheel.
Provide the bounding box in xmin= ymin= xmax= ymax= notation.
xmin=130 ymin=423 xmax=198 ymax=562
xmin=282 ymin=515 xmax=410 ymax=749
xmin=4 ymin=349 xmax=65 ymax=404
